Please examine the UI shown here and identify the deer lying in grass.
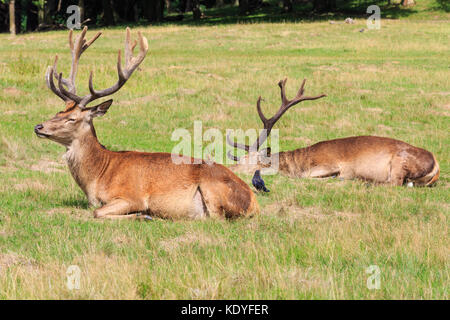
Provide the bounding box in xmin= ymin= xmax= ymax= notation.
xmin=227 ymin=78 xmax=440 ymax=187
xmin=34 ymin=27 xmax=259 ymax=220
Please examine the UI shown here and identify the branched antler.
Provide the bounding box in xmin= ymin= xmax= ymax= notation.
xmin=227 ymin=78 xmax=326 ymax=161
xmin=45 ymin=27 xmax=148 ymax=108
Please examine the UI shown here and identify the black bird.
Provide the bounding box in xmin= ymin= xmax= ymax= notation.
xmin=252 ymin=170 xmax=270 ymax=193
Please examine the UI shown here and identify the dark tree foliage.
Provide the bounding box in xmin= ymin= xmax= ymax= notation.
xmin=239 ymin=0 xmax=262 ymax=15
xmin=0 ymin=0 xmax=419 ymax=34
xmin=313 ymin=0 xmax=336 ymax=12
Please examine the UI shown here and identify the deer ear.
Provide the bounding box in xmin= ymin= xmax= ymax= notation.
xmin=89 ymin=99 xmax=113 ymax=118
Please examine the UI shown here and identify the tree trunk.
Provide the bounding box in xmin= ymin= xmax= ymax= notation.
xmin=78 ymin=0 xmax=85 ymax=22
xmin=44 ymin=0 xmax=55 ymax=24
xmin=313 ymin=0 xmax=334 ymax=12
xmin=185 ymin=0 xmax=193 ymax=13
xmin=9 ymin=0 xmax=15 ymax=35
xmin=102 ymin=0 xmax=115 ymax=25
xmin=192 ymin=0 xmax=201 ymax=20
xmin=239 ymin=0 xmax=249 ymax=15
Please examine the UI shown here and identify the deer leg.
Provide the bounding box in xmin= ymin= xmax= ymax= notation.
xmin=389 ymin=159 xmax=407 ymax=186
xmin=93 ymin=199 xmax=150 ymax=220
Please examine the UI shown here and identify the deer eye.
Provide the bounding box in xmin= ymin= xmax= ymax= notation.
xmin=66 ymin=118 xmax=76 ymax=123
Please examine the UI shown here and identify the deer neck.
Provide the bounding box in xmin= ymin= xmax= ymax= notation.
xmin=64 ymin=126 xmax=110 ymax=202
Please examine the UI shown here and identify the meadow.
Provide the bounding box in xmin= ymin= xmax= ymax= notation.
xmin=0 ymin=10 xmax=448 ymax=298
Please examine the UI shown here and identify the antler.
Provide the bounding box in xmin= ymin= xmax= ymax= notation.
xmin=45 ymin=27 xmax=148 ymax=108
xmin=46 ymin=27 xmax=101 ymax=103
xmin=227 ymin=78 xmax=326 ymax=161
xmin=80 ymin=28 xmax=148 ymax=107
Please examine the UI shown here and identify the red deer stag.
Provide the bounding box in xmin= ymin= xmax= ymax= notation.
xmin=34 ymin=27 xmax=259 ymax=220
xmin=227 ymin=78 xmax=439 ymax=186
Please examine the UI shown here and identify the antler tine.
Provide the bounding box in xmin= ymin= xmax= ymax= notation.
xmin=79 ymin=28 xmax=148 ymax=107
xmin=227 ymin=150 xmax=240 ymax=162
xmin=278 ymin=78 xmax=289 ymax=106
xmin=124 ymin=27 xmax=133 ymax=68
xmin=66 ymin=26 xmax=102 ymax=94
xmin=270 ymin=78 xmax=326 ymax=126
xmin=45 ymin=66 xmax=70 ymax=102
xmin=82 ymin=30 xmax=102 ymax=52
xmin=249 ymin=128 xmax=268 ymax=153
xmin=256 ymin=96 xmax=269 ymax=129
xmin=296 ymin=78 xmax=306 ymax=98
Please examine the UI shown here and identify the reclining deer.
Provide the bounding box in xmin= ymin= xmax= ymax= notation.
xmin=227 ymin=78 xmax=440 ymax=187
xmin=34 ymin=27 xmax=259 ymax=220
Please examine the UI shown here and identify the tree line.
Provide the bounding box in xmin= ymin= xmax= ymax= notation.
xmin=1 ymin=0 xmax=416 ymax=34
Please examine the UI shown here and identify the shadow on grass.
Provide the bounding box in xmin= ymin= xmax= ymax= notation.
xmin=61 ymin=197 xmax=90 ymax=209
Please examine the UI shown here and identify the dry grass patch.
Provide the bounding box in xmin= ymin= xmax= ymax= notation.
xmin=30 ymin=159 xmax=65 ymax=174
xmin=0 ymin=19 xmax=448 ymax=299
xmin=3 ymin=110 xmax=27 ymax=115
xmin=332 ymin=118 xmax=353 ymax=130
xmin=284 ymin=136 xmax=313 ymax=145
xmin=159 ymin=232 xmax=223 ymax=252
xmin=2 ymin=87 xmax=22 ymax=96
xmin=376 ymin=124 xmax=393 ymax=132
xmin=264 ymin=202 xmax=361 ymax=222
xmin=0 ymin=252 xmax=35 ymax=270
xmin=0 ymin=137 xmax=27 ymax=161
xmin=188 ymin=279 xmax=221 ymax=299
xmin=120 ymin=94 xmax=161 ymax=106
xmin=177 ymin=88 xmax=197 ymax=95
xmin=13 ymin=178 xmax=49 ymax=192
xmin=112 ymin=234 xmax=133 ymax=246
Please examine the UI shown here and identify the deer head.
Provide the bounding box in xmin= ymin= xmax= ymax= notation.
xmin=34 ymin=27 xmax=148 ymax=146
xmin=227 ymin=78 xmax=326 ymax=172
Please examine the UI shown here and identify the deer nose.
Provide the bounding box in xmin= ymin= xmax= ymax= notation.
xmin=34 ymin=124 xmax=43 ymax=133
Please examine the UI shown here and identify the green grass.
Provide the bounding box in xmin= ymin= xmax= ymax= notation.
xmin=0 ymin=15 xmax=448 ymax=298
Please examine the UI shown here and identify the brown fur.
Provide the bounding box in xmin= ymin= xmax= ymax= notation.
xmin=232 ymin=136 xmax=439 ymax=186
xmin=36 ymin=102 xmax=259 ymax=220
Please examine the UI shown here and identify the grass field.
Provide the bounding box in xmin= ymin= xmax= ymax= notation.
xmin=0 ymin=10 xmax=449 ymax=299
